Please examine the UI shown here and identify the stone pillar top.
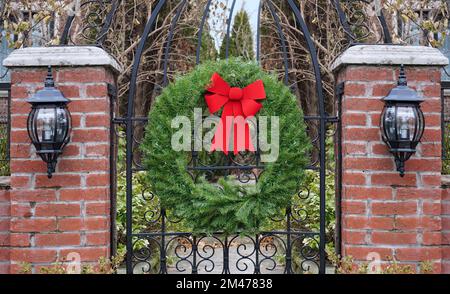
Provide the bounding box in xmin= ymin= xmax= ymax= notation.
xmin=331 ymin=45 xmax=449 ymax=72
xmin=0 ymin=176 xmax=10 ymax=189
xmin=3 ymin=46 xmax=122 ymax=72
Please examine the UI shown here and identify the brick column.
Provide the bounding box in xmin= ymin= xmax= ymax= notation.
xmin=332 ymin=45 xmax=449 ymax=273
xmin=3 ymin=47 xmax=120 ymax=273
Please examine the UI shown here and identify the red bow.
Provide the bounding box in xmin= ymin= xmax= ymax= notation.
xmin=205 ymin=72 xmax=266 ymax=155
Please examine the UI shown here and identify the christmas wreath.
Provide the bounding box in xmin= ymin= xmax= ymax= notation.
xmin=141 ymin=58 xmax=311 ymax=234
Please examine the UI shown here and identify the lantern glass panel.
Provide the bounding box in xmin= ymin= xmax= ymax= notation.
xmin=56 ymin=107 xmax=70 ymax=142
xmin=414 ymin=106 xmax=425 ymax=142
xmin=382 ymin=106 xmax=396 ymax=142
xmin=30 ymin=105 xmax=70 ymax=151
xmin=35 ymin=108 xmax=56 ymax=144
xmin=396 ymin=106 xmax=416 ymax=142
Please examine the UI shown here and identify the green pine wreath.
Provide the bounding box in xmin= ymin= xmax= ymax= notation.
xmin=141 ymin=58 xmax=311 ymax=234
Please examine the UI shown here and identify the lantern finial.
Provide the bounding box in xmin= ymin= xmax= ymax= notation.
xmin=398 ymin=64 xmax=407 ymax=86
xmin=44 ymin=66 xmax=55 ymax=88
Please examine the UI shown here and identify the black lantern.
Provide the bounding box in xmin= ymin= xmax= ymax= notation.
xmin=27 ymin=66 xmax=71 ymax=178
xmin=381 ymin=65 xmax=425 ymax=177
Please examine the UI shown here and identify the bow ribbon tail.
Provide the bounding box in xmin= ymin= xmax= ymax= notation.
xmin=231 ymin=101 xmax=255 ymax=155
xmin=246 ymin=120 xmax=254 ymax=151
xmin=233 ymin=117 xmax=255 ymax=155
xmin=211 ymin=103 xmax=234 ymax=155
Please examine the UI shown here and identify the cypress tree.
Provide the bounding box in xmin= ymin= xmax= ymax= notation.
xmin=219 ymin=9 xmax=254 ymax=60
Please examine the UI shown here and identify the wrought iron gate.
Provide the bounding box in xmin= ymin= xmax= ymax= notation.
xmin=112 ymin=0 xmax=341 ymax=275
xmin=60 ymin=0 xmax=393 ymax=274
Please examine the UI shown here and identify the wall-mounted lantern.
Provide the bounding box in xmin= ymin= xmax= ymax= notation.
xmin=27 ymin=66 xmax=71 ymax=178
xmin=380 ymin=65 xmax=425 ymax=177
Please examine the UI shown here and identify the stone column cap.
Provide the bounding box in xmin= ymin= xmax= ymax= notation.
xmin=0 ymin=176 xmax=10 ymax=189
xmin=331 ymin=45 xmax=449 ymax=72
xmin=3 ymin=46 xmax=122 ymax=72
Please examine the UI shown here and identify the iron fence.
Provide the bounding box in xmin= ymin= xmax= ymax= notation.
xmin=442 ymin=81 xmax=450 ymax=174
xmin=0 ymin=83 xmax=10 ymax=177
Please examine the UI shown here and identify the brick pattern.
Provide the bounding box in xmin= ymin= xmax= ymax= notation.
xmin=337 ymin=66 xmax=444 ymax=273
xmin=7 ymin=67 xmax=114 ymax=273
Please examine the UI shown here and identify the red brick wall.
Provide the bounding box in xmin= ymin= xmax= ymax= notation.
xmin=7 ymin=66 xmax=114 ymax=273
xmin=337 ymin=65 xmax=444 ymax=273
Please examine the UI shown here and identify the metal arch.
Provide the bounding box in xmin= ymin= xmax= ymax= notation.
xmin=225 ymin=0 xmax=237 ymax=60
xmin=96 ymin=0 xmax=121 ymax=46
xmin=196 ymin=0 xmax=214 ymax=65
xmin=256 ymin=0 xmax=263 ymax=64
xmin=162 ymin=0 xmax=188 ymax=87
xmin=286 ymin=2 xmax=326 ymax=116
xmin=332 ymin=0 xmax=392 ymax=45
xmin=266 ymin=0 xmax=290 ymax=85
xmin=60 ymin=0 xmax=120 ymax=47
xmin=125 ymin=0 xmax=168 ymax=274
xmin=333 ymin=0 xmax=356 ymax=43
xmin=287 ymin=0 xmax=327 ymax=274
xmin=378 ymin=10 xmax=392 ymax=44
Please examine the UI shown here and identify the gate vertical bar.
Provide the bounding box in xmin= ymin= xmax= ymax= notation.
xmin=285 ymin=207 xmax=292 ymax=274
xmin=125 ymin=119 xmax=133 ymax=274
xmin=192 ymin=236 xmax=198 ymax=274
xmin=125 ymin=0 xmax=168 ymax=274
xmin=160 ymin=209 xmax=167 ymax=273
xmin=108 ymin=84 xmax=118 ymax=257
xmin=335 ymin=82 xmax=344 ymax=257
xmin=287 ymin=0 xmax=327 ymax=274
xmin=223 ymin=236 xmax=230 ymax=274
xmin=255 ymin=234 xmax=260 ymax=274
